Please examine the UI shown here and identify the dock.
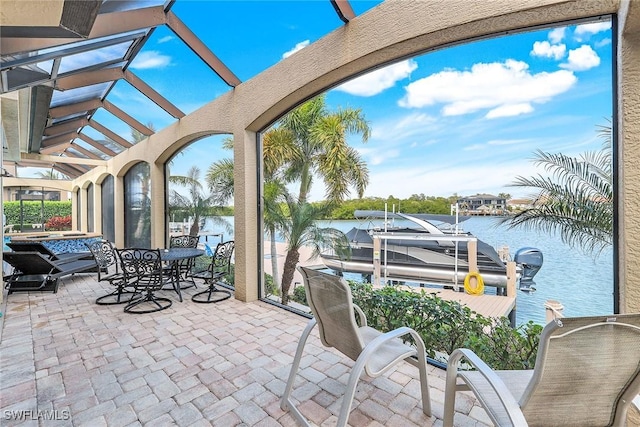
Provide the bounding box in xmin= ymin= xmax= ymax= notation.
xmin=264 ymin=242 xmax=517 ymax=322
xmin=418 ymin=288 xmax=516 ymax=320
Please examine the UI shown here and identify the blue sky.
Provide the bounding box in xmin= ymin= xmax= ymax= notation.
xmin=72 ymin=2 xmax=613 ymax=202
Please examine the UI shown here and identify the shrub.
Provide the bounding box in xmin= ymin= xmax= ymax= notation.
xmin=291 ymin=285 xmax=307 ymax=305
xmin=4 ymin=201 xmax=72 ymax=225
xmin=303 ymin=280 xmax=542 ymax=370
xmin=265 ymin=274 xmax=279 ymax=297
xmin=45 ymin=215 xmax=72 ymax=231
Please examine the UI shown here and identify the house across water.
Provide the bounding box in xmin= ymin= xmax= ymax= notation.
xmin=457 ymin=194 xmax=508 ymax=216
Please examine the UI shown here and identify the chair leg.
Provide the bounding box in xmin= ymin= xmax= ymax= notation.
xmin=191 ymin=279 xmax=231 ymax=303
xmin=95 ymin=284 xmax=136 ymax=305
xmin=443 ymin=350 xmax=463 ymax=427
xmin=280 ymin=319 xmax=317 ymax=427
xmin=415 ymin=336 xmax=432 ymax=416
xmin=336 ymin=332 xmax=431 ymax=426
xmin=337 ymin=352 xmax=369 ymax=427
xmin=124 ymin=289 xmax=172 ymax=314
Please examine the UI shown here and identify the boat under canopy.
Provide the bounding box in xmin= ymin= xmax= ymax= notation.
xmin=320 ymin=211 xmax=543 ymax=290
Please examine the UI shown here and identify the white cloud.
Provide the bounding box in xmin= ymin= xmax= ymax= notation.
xmin=463 ymin=144 xmax=485 ymax=151
xmin=560 ymin=45 xmax=600 ymax=71
xmin=334 ymin=60 xmax=418 ymax=96
xmin=575 ymin=22 xmax=611 ymax=38
xmin=548 ymin=27 xmax=566 ymax=44
xmin=370 ymin=112 xmax=438 ymax=142
xmin=282 ymin=40 xmax=309 ymax=59
xmin=399 ymin=60 xmax=577 ymax=118
xmin=486 ymin=103 xmax=534 ymax=119
xmin=130 ymin=51 xmax=172 ymax=69
xmin=463 ymin=138 xmax=528 ymax=151
xmin=157 ymin=35 xmax=174 ymax=44
xmin=464 ymin=138 xmax=530 ymax=152
xmin=369 ymin=148 xmax=400 ymax=166
xmin=531 ymin=41 xmax=566 ymax=60
xmin=595 ymin=38 xmax=612 ymax=48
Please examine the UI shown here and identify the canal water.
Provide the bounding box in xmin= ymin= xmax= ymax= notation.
xmin=203 ymin=215 xmax=614 ymax=327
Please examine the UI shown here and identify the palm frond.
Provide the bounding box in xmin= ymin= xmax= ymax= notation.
xmin=206 ymin=158 xmax=234 ymax=205
xmin=502 ymin=123 xmax=613 ymax=255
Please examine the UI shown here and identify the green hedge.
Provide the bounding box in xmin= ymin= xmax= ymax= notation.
xmin=4 ymin=201 xmax=72 ymax=228
xmin=291 ymin=281 xmax=542 ymax=370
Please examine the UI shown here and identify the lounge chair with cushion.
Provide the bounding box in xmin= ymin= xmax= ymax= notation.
xmin=444 ymin=313 xmax=640 ymax=427
xmin=281 ymin=266 xmax=431 ymax=427
xmin=3 ymin=251 xmax=97 ymax=293
xmin=7 ymin=240 xmax=91 ymax=262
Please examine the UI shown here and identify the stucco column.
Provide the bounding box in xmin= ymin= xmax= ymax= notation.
xmin=233 ymin=129 xmax=260 ymax=302
xmin=618 ymin=5 xmax=640 ymax=314
xmin=149 ymin=162 xmax=166 ymax=249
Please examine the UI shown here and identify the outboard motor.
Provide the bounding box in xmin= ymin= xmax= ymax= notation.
xmin=514 ymin=247 xmax=543 ymax=292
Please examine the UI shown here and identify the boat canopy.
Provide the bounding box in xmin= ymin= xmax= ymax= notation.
xmin=353 ymin=210 xmax=471 ymax=225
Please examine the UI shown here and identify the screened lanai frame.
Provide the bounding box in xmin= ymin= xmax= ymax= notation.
xmin=1 ymin=0 xmax=638 ymax=315
xmin=0 ymin=0 xmax=244 ymax=178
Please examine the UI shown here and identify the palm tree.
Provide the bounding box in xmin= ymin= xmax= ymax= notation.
xmin=261 ymin=128 xmax=301 ymax=289
xmin=170 ymin=166 xmax=216 ymax=237
xmin=265 ymin=96 xmax=370 ymax=296
xmin=206 ymin=158 xmax=234 ymax=206
xmin=127 ymin=126 xmax=155 ymax=246
xmin=268 ymin=189 xmax=349 ymax=305
xmin=131 ymin=123 xmax=155 ymax=143
xmin=277 ymin=94 xmax=370 ymax=203
xmin=207 ymin=97 xmax=371 ymax=301
xmin=501 ymin=122 xmax=612 ymax=254
xmin=207 ymin=131 xmax=300 ymax=289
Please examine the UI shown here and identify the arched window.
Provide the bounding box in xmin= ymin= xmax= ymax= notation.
xmin=75 ymin=188 xmax=81 ymax=231
xmin=124 ymin=162 xmax=151 ymax=247
xmin=86 ymin=183 xmax=94 ymax=233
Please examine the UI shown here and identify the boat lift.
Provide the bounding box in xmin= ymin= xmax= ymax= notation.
xmin=369 ymin=203 xmax=517 ymax=295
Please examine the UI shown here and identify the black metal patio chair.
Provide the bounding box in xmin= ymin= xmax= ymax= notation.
xmin=166 ymin=234 xmax=199 ymax=289
xmin=116 ymin=248 xmax=172 ymax=314
xmin=190 ymin=240 xmax=234 ymax=303
xmin=86 ymin=239 xmax=136 ymax=305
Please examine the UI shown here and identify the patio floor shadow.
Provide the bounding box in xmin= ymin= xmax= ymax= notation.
xmin=0 ymin=273 xmax=491 ymax=426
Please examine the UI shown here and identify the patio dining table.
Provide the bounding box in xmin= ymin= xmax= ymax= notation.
xmin=160 ymin=247 xmax=205 ymax=302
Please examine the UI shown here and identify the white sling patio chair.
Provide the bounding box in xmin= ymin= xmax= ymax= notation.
xmin=281 ymin=266 xmax=431 ymax=427
xmin=444 ymin=313 xmax=640 ymax=427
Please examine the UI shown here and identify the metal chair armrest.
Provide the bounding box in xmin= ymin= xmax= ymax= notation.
xmin=352 ymin=303 xmax=368 ymax=327
xmin=444 ymin=348 xmax=527 ymax=427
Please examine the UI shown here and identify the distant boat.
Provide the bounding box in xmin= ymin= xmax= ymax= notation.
xmin=320 ymin=210 xmax=543 ymax=291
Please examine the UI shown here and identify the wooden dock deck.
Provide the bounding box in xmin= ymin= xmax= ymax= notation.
xmin=424 ymin=288 xmax=515 ymax=319
xmin=264 ymin=242 xmax=516 ymax=321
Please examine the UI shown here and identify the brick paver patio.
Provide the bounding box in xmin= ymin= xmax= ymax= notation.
xmin=0 ymin=273 xmax=491 ymax=426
